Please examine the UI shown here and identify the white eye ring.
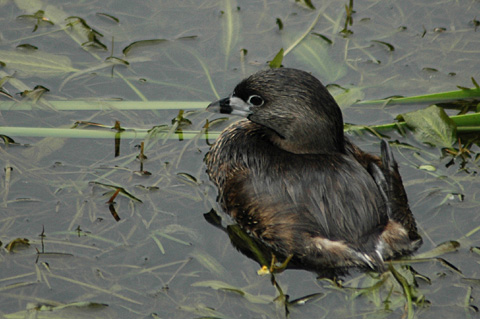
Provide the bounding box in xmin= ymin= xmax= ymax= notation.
xmin=247 ymin=95 xmax=264 ymax=106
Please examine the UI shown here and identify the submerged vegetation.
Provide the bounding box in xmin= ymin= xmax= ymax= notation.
xmin=0 ymin=0 xmax=479 ymax=318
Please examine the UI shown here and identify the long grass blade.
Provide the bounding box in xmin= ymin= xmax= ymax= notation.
xmin=0 ymin=100 xmax=207 ymax=111
xmin=2 ymin=110 xmax=479 ymax=140
xmin=0 ymin=126 xmax=220 ymax=139
xmin=356 ymin=88 xmax=480 ymax=105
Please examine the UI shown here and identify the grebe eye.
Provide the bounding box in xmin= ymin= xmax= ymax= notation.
xmin=247 ymin=95 xmax=264 ymax=106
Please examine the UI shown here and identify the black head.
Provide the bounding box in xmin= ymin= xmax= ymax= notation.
xmin=207 ymin=68 xmax=345 ymax=154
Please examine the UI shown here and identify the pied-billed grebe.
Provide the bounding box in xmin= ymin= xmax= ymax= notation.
xmin=205 ymin=68 xmax=421 ymax=273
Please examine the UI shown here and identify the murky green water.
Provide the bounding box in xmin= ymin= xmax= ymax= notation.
xmin=1 ymin=0 xmax=479 ymax=318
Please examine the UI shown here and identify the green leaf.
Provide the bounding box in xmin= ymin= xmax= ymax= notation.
xmin=371 ymin=40 xmax=395 ymax=51
xmin=291 ymin=34 xmax=346 ymax=82
xmin=89 ymin=181 xmax=142 ymax=202
xmin=332 ymin=86 xmax=365 ymax=109
xmin=289 ymin=293 xmax=324 ymax=306
xmin=303 ymin=0 xmax=316 ymax=9
xmin=356 ymin=87 xmax=480 ymax=105
xmin=276 ymin=18 xmax=283 ymax=30
xmin=122 ymin=39 xmax=168 ymax=56
xmin=399 ymin=105 xmax=457 ymax=148
xmin=96 ymin=12 xmax=120 ymax=23
xmin=269 ymin=48 xmax=284 ymax=68
xmin=221 ymin=0 xmax=241 ymax=69
xmin=469 ymin=77 xmax=479 ymax=89
xmin=0 ymin=50 xmax=77 ymax=77
xmin=39 ymin=301 xmax=109 ymax=310
xmin=295 ymin=0 xmax=315 ymax=9
xmin=0 ymin=74 xmax=14 ymax=87
xmin=311 ymin=32 xmax=332 ymax=44
xmin=190 ymin=249 xmax=229 ymax=278
xmin=192 ymin=280 xmax=271 ymax=304
xmin=415 ymin=240 xmax=460 ymax=259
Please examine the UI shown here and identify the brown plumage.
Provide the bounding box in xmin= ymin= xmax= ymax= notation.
xmin=205 ymin=68 xmax=421 ymax=274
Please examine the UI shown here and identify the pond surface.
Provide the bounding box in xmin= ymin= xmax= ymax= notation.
xmin=1 ymin=0 xmax=479 ymax=318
